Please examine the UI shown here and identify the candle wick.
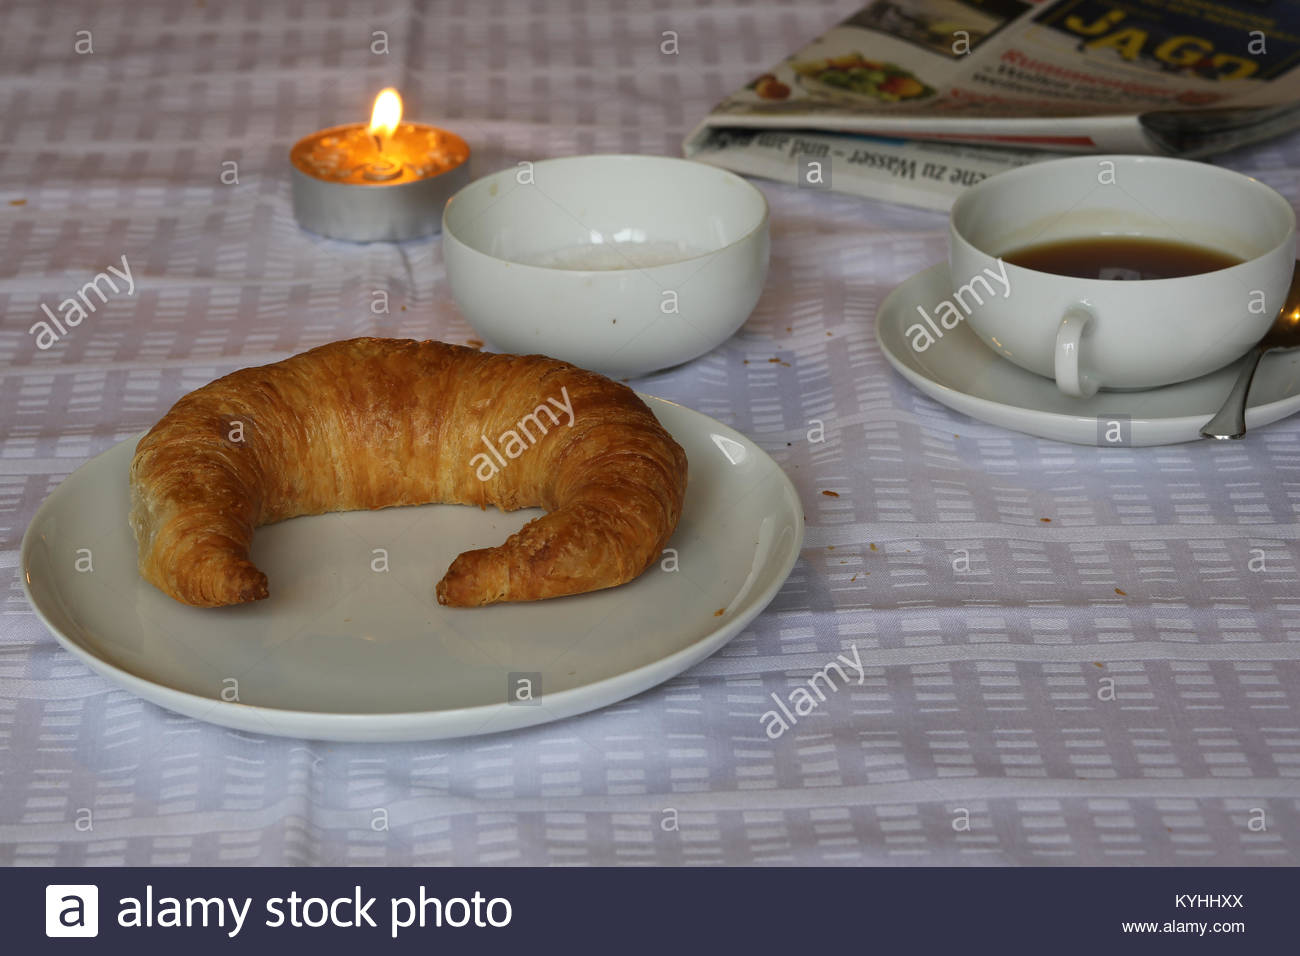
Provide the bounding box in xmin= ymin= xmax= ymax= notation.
xmin=373 ymin=133 xmax=384 ymax=155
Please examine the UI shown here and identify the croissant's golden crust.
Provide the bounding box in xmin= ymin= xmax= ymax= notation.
xmin=128 ymin=337 xmax=687 ymax=607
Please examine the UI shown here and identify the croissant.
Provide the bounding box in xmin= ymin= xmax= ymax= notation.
xmin=128 ymin=337 xmax=687 ymax=608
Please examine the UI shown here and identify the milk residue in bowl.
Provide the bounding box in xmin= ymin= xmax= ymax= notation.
xmin=522 ymin=240 xmax=710 ymax=271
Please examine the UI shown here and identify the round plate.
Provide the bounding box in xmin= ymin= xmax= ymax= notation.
xmin=21 ymin=397 xmax=803 ymax=742
xmin=877 ymin=263 xmax=1300 ymax=446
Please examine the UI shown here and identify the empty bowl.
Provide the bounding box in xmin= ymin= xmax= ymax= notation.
xmin=441 ymin=154 xmax=770 ymax=378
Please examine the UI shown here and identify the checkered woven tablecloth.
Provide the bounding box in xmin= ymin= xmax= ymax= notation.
xmin=2 ymin=0 xmax=1297 ymax=865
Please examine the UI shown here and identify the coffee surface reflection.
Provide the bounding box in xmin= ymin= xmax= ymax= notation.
xmin=1003 ymin=236 xmax=1242 ymax=280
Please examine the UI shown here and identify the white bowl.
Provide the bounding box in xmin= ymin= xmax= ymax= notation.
xmin=442 ymin=154 xmax=770 ymax=378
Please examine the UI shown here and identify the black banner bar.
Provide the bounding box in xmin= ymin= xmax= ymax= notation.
xmin=10 ymin=866 xmax=1288 ymax=953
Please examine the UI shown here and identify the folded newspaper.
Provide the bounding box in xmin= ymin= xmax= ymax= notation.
xmin=684 ymin=0 xmax=1300 ymax=209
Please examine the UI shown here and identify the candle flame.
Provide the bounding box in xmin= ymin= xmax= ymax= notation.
xmin=368 ymin=88 xmax=402 ymax=141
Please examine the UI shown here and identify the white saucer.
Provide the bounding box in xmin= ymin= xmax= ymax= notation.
xmin=21 ymin=397 xmax=803 ymax=743
xmin=877 ymin=263 xmax=1300 ymax=446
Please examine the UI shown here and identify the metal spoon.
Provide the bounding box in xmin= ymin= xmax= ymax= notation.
xmin=1200 ymin=263 xmax=1300 ymax=440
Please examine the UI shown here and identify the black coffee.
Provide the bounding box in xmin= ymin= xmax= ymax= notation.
xmin=1002 ymin=236 xmax=1242 ymax=280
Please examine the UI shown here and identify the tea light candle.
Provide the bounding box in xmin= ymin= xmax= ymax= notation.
xmin=290 ymin=88 xmax=470 ymax=242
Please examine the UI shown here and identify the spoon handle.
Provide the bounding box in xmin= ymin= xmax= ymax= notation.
xmin=1200 ymin=345 xmax=1267 ymax=440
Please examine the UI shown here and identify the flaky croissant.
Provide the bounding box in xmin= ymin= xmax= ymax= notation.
xmin=128 ymin=337 xmax=687 ymax=608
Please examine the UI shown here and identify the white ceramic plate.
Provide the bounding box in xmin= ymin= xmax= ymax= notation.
xmin=878 ymin=263 xmax=1300 ymax=446
xmin=21 ymin=397 xmax=803 ymax=742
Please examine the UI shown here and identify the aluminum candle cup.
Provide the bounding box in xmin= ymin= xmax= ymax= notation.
xmin=289 ymin=122 xmax=470 ymax=242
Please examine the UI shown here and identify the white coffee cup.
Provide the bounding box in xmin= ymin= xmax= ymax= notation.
xmin=948 ymin=155 xmax=1296 ymax=398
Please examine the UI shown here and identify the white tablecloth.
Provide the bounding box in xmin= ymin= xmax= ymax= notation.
xmin=3 ymin=0 xmax=1297 ymax=866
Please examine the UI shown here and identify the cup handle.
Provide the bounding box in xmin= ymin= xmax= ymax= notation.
xmin=1055 ymin=306 xmax=1100 ymax=398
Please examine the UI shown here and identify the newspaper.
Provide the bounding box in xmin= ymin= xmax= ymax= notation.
xmin=684 ymin=0 xmax=1300 ymax=209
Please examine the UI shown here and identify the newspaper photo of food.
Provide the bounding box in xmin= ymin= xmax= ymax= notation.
xmin=792 ymin=52 xmax=936 ymax=103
